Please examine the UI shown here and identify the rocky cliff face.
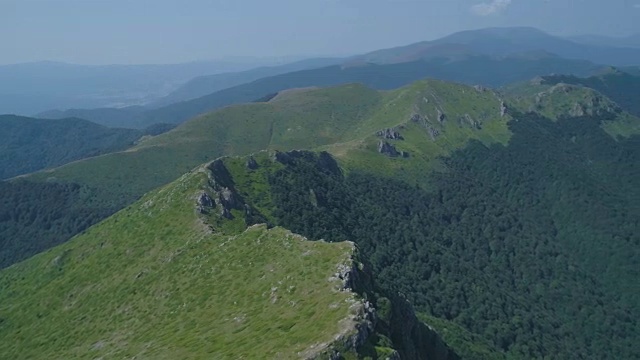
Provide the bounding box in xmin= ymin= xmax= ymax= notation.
xmin=310 ymin=248 xmax=460 ymax=360
xmin=203 ymin=155 xmax=460 ymax=360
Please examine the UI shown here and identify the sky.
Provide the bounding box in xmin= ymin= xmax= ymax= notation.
xmin=1 ymin=0 xmax=639 ymax=65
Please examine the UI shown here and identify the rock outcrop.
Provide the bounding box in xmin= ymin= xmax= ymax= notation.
xmin=203 ymin=152 xmax=459 ymax=360
xmin=311 ymin=249 xmax=460 ymax=360
xmin=274 ymin=150 xmax=342 ymax=176
xmin=437 ymin=108 xmax=447 ymax=123
xmin=378 ymin=141 xmax=408 ymax=158
xmin=204 ymin=159 xmax=258 ymax=220
xmin=459 ymin=114 xmax=482 ymax=130
xmin=376 ymin=128 xmax=404 ymax=140
xmin=196 ymin=192 xmax=215 ymax=214
xmin=246 ymin=156 xmax=259 ymax=170
xmin=427 ymin=126 xmax=440 ymax=140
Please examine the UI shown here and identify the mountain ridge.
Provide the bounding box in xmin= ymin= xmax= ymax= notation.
xmin=3 ymin=78 xmax=637 ymax=272
xmin=0 ymin=160 xmax=459 ymax=359
xmin=41 ymin=55 xmax=601 ymax=129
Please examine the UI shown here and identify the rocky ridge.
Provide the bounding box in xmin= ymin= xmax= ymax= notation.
xmin=201 ymin=154 xmax=461 ymax=360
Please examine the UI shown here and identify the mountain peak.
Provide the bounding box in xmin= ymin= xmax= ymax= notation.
xmin=442 ymin=26 xmax=552 ymax=41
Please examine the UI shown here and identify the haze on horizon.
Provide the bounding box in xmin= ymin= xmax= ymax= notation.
xmin=1 ymin=0 xmax=639 ymax=65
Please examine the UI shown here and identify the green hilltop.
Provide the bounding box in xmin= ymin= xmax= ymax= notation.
xmin=503 ymin=73 xmax=640 ymax=137
xmin=44 ymin=54 xmax=602 ymax=129
xmin=536 ymin=68 xmax=640 ymax=117
xmin=184 ymin=108 xmax=640 ymax=358
xmin=0 ymin=162 xmax=458 ymax=360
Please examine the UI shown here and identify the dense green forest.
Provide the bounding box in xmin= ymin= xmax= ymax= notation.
xmin=0 ymin=115 xmax=171 ymax=179
xmin=223 ymin=112 xmax=639 ymax=359
xmin=0 ymin=181 xmax=119 ymax=268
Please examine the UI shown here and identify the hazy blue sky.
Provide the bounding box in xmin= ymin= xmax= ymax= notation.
xmin=1 ymin=0 xmax=639 ymax=65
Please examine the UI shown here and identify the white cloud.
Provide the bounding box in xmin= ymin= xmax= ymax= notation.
xmin=471 ymin=0 xmax=512 ymax=16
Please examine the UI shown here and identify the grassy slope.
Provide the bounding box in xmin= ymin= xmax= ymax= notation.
xmin=537 ymin=69 xmax=640 ymax=117
xmin=4 ymin=78 xmax=638 ymax=358
xmin=0 ymin=166 xmax=360 ymax=359
xmin=26 ymin=80 xmax=510 ymax=198
xmin=13 ymin=79 xmax=638 ymax=270
xmin=210 ymin=118 xmax=640 ymax=358
xmin=204 ymin=152 xmax=511 ymax=360
xmin=324 ymin=80 xmax=512 ymax=184
xmin=139 ymin=56 xmax=600 ymax=127
xmin=46 ymin=55 xmax=602 ymax=129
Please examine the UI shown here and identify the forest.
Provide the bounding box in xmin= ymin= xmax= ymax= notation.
xmin=0 ymin=181 xmax=118 ymax=268
xmin=261 ymin=112 xmax=639 ymax=359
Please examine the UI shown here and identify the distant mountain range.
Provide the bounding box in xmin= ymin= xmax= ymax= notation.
xmin=33 ymin=26 xmax=640 ymax=128
xmin=40 ymin=54 xmax=601 ymax=128
xmin=0 ymin=58 xmax=311 ymax=115
xmin=357 ymin=27 xmax=640 ymax=66
xmin=148 ymin=57 xmax=344 ymax=107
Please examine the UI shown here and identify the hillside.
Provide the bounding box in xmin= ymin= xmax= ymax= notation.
xmin=1 ymin=76 xmax=639 ymax=358
xmin=4 ymin=78 xmax=638 ymax=270
xmin=190 ymin=103 xmax=640 ymax=358
xmin=0 ymin=162 xmax=458 ymax=360
xmin=44 ymin=56 xmax=600 ymax=129
xmin=150 ymin=57 xmax=342 ymax=106
xmin=0 ymin=115 xmax=152 ymax=179
xmin=25 ymin=26 xmax=640 ymax=129
xmin=531 ymin=69 xmax=640 ymax=117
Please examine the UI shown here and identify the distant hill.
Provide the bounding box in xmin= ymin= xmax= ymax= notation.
xmin=357 ymin=27 xmax=640 ymax=66
xmin=533 ymin=69 xmax=640 ymax=117
xmin=149 ymin=57 xmax=342 ymax=107
xmin=0 ymin=115 xmax=160 ymax=179
xmin=23 ymin=26 xmax=640 ymax=123
xmin=43 ymin=54 xmax=601 ymax=128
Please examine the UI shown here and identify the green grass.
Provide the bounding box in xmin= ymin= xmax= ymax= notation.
xmin=221 ymin=151 xmax=284 ymax=222
xmin=0 ymin=167 xmax=361 ymax=359
xmin=28 ymin=78 xmax=635 ymax=203
xmin=325 ymin=80 xmax=512 ymax=185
